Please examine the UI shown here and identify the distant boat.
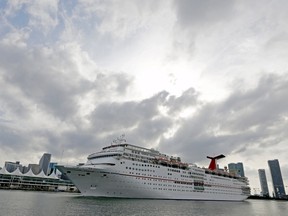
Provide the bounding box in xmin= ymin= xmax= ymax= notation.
xmin=57 ymin=141 xmax=250 ymax=201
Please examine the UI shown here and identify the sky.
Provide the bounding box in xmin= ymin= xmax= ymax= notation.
xmin=0 ymin=0 xmax=288 ymax=195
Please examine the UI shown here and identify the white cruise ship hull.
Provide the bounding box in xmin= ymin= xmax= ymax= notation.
xmin=57 ymin=157 xmax=249 ymax=201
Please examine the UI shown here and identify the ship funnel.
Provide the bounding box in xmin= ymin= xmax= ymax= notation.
xmin=207 ymin=154 xmax=225 ymax=170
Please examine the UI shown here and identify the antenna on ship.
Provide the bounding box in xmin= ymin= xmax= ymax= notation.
xmin=60 ymin=149 xmax=64 ymax=164
xmin=111 ymin=134 xmax=126 ymax=145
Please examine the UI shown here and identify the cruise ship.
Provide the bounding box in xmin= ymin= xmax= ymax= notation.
xmin=57 ymin=140 xmax=250 ymax=201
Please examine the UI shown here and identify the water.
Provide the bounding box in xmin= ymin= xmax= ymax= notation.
xmin=0 ymin=190 xmax=288 ymax=216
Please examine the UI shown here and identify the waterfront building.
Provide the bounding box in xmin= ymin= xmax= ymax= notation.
xmin=0 ymin=154 xmax=77 ymax=192
xmin=0 ymin=167 xmax=76 ymax=192
xmin=39 ymin=153 xmax=51 ymax=175
xmin=258 ymin=169 xmax=269 ymax=197
xmin=228 ymin=162 xmax=245 ymax=177
xmin=268 ymin=159 xmax=286 ymax=198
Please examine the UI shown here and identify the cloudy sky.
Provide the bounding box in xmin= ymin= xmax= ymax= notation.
xmin=1 ymin=0 xmax=288 ymax=194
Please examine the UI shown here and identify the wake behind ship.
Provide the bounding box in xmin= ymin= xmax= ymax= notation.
xmin=57 ymin=140 xmax=250 ymax=201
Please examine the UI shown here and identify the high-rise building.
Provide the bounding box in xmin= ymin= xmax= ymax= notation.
xmin=48 ymin=162 xmax=58 ymax=175
xmin=39 ymin=153 xmax=51 ymax=175
xmin=268 ymin=159 xmax=286 ymax=198
xmin=258 ymin=169 xmax=269 ymax=197
xmin=228 ymin=162 xmax=245 ymax=177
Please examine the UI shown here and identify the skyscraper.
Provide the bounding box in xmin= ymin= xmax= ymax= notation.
xmin=258 ymin=169 xmax=269 ymax=197
xmin=228 ymin=162 xmax=245 ymax=177
xmin=39 ymin=153 xmax=51 ymax=175
xmin=48 ymin=162 xmax=58 ymax=175
xmin=268 ymin=159 xmax=286 ymax=198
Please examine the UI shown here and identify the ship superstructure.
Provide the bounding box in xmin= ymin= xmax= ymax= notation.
xmin=57 ymin=142 xmax=250 ymax=201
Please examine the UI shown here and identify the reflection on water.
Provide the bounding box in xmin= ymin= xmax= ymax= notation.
xmin=0 ymin=190 xmax=287 ymax=216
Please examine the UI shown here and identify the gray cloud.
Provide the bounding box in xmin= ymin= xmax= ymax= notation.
xmin=165 ymin=88 xmax=199 ymax=115
xmin=89 ymin=91 xmax=170 ymax=132
xmin=159 ymin=74 xmax=288 ymax=163
xmin=61 ymin=89 xmax=199 ymax=155
xmin=219 ymin=74 xmax=288 ymax=131
xmin=174 ymin=0 xmax=236 ymax=28
xmin=0 ymin=40 xmax=135 ymax=165
xmin=0 ymin=124 xmax=30 ymax=152
xmin=2 ymin=72 xmax=287 ymax=166
xmin=0 ymin=41 xmax=134 ymax=120
xmin=0 ymin=84 xmax=30 ymax=118
xmin=0 ymin=44 xmax=89 ymax=119
xmin=167 ymin=0 xmax=238 ymax=62
xmin=92 ymin=72 xmax=133 ymax=98
xmin=0 ymin=124 xmax=59 ymax=165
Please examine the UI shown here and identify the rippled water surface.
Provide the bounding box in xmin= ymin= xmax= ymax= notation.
xmin=0 ymin=190 xmax=288 ymax=216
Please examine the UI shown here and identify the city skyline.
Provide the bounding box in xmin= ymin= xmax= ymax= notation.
xmin=0 ymin=149 xmax=288 ymax=193
xmin=1 ymin=150 xmax=288 ymax=197
xmin=1 ymin=1 xmax=288 ymax=192
xmin=1 ymin=149 xmax=288 ymax=193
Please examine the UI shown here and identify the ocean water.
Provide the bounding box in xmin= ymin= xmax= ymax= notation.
xmin=0 ymin=190 xmax=287 ymax=216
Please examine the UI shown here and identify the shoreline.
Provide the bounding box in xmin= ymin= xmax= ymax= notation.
xmin=248 ymin=195 xmax=288 ymax=201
